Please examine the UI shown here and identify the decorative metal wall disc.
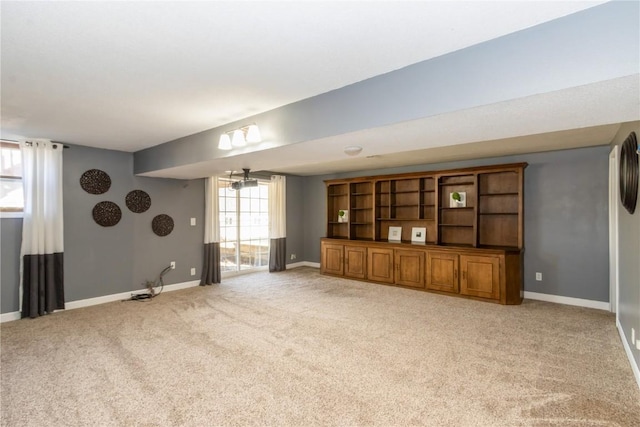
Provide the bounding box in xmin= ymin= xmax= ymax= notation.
xmin=152 ymin=214 xmax=174 ymax=236
xmin=92 ymin=201 xmax=122 ymax=227
xmin=620 ymin=131 xmax=638 ymax=215
xmin=80 ymin=169 xmax=111 ymax=194
xmin=125 ymin=190 xmax=151 ymax=213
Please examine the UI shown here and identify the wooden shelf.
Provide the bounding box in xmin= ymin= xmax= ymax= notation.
xmin=326 ymin=162 xmax=525 ymax=248
xmin=439 ymin=181 xmax=474 ymax=186
xmin=439 ymin=207 xmax=475 ymax=210
xmin=479 ymin=212 xmax=518 ymax=216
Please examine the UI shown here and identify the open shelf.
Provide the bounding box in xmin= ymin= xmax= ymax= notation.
xmin=326 ymin=163 xmax=525 ymax=248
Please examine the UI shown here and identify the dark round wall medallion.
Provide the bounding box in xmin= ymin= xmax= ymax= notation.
xmin=92 ymin=201 xmax=122 ymax=227
xmin=80 ymin=169 xmax=111 ymax=194
xmin=152 ymin=214 xmax=174 ymax=236
xmin=125 ymin=190 xmax=151 ymax=213
xmin=619 ymin=132 xmax=638 ymax=215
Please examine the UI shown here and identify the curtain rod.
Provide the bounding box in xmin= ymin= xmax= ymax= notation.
xmin=1 ymin=138 xmax=69 ymax=148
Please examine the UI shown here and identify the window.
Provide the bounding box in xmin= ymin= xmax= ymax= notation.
xmin=218 ymin=178 xmax=269 ymax=273
xmin=0 ymin=141 xmax=23 ymax=214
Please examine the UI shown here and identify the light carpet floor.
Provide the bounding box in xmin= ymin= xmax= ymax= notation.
xmin=1 ymin=267 xmax=639 ymax=426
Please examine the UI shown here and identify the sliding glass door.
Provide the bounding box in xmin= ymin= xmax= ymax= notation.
xmin=218 ymin=178 xmax=269 ymax=273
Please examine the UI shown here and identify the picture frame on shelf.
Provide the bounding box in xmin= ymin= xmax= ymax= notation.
xmin=411 ymin=227 xmax=426 ymax=244
xmin=338 ymin=209 xmax=349 ymax=223
xmin=450 ymin=191 xmax=466 ymax=208
xmin=388 ymin=226 xmax=402 ymax=242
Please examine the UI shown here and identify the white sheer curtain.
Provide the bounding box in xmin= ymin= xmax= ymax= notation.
xmin=268 ymin=175 xmax=286 ymax=272
xmin=200 ymin=176 xmax=221 ymax=284
xmin=19 ymin=139 xmax=65 ymax=318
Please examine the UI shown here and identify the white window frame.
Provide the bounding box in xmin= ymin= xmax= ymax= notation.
xmin=0 ymin=141 xmax=23 ymax=218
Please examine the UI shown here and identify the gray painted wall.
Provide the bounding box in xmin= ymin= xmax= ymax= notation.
xmin=0 ymin=148 xmax=308 ymax=314
xmin=0 ymin=218 xmax=22 ymax=313
xmin=302 ymin=145 xmax=610 ymax=302
xmin=1 ymin=145 xmax=205 ymax=313
xmin=134 ymin=1 xmax=639 ymax=175
xmin=611 ymin=122 xmax=640 ymax=372
xmin=284 ymin=175 xmax=305 ymax=263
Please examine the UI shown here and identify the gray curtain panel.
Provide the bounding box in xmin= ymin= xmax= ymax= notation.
xmin=22 ymin=253 xmax=65 ymax=318
xmin=268 ymin=175 xmax=286 ymax=272
xmin=200 ymin=242 xmax=221 ymax=285
xmin=269 ymin=237 xmax=286 ymax=272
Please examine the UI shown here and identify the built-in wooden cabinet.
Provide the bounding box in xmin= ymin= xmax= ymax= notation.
xmin=344 ymin=245 xmax=367 ymax=279
xmin=459 ymin=254 xmax=500 ymax=300
xmin=367 ymin=247 xmax=394 ymax=284
xmin=426 ymin=252 xmax=459 ymax=293
xmin=321 ymin=239 xmax=522 ymax=304
xmin=321 ymin=243 xmax=368 ymax=279
xmin=322 ymin=162 xmax=526 ymax=305
xmin=395 ymin=249 xmax=425 ymax=288
xmin=320 ymin=242 xmax=344 ymax=276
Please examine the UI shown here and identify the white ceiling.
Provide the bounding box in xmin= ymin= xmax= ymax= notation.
xmin=1 ymin=0 xmax=610 ymax=159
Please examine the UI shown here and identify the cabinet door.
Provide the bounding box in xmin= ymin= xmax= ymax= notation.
xmin=426 ymin=252 xmax=459 ymax=293
xmin=460 ymin=255 xmax=500 ymax=300
xmin=321 ymin=243 xmax=344 ymax=276
xmin=344 ymin=246 xmax=367 ymax=279
xmin=367 ymin=247 xmax=394 ymax=284
xmin=394 ymin=249 xmax=425 ymax=288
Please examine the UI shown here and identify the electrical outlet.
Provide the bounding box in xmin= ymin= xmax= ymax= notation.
xmin=535 ymin=272 xmax=542 ymax=281
xmin=190 ymin=217 xmax=196 ymax=226
xmin=170 ymin=261 xmax=176 ymax=269
xmin=290 ymin=254 xmax=296 ymax=260
xmin=190 ymin=267 xmax=196 ymax=276
xmin=636 ymin=339 xmax=640 ymax=351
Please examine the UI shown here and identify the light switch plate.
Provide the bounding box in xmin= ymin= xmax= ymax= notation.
xmin=190 ymin=218 xmax=196 ymax=226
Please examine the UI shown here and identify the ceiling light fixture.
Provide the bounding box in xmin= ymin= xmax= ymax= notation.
xmin=231 ymin=129 xmax=246 ymax=147
xmin=218 ymin=133 xmax=232 ymax=150
xmin=344 ymin=145 xmax=363 ymax=156
xmin=218 ymin=124 xmax=262 ymax=150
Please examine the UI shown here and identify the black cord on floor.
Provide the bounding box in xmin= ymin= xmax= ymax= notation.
xmin=125 ymin=265 xmax=172 ymax=302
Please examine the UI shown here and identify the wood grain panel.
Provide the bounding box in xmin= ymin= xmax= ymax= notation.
xmin=426 ymin=252 xmax=459 ymax=293
xmin=345 ymin=246 xmax=367 ymax=279
xmin=395 ymin=249 xmax=425 ymax=288
xmin=460 ymin=255 xmax=499 ymax=299
xmin=367 ymin=247 xmax=394 ymax=284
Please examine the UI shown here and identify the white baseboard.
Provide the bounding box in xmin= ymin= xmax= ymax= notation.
xmin=524 ymin=291 xmax=610 ymax=311
xmin=288 ymin=261 xmax=320 ymax=269
xmin=0 ymin=311 xmax=21 ymax=323
xmin=0 ymin=280 xmax=201 ymax=323
xmin=617 ymin=319 xmax=640 ymax=390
